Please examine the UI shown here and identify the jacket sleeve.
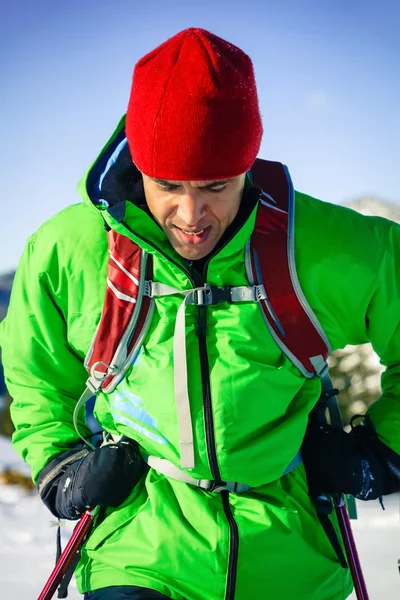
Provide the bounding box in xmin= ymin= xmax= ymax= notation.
xmin=0 ymin=232 xmax=92 ymax=482
xmin=365 ymin=221 xmax=400 ymax=454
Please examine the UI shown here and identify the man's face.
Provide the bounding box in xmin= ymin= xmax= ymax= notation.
xmin=142 ymin=173 xmax=246 ymax=260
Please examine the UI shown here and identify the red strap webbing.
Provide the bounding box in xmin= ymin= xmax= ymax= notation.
xmin=251 ymin=159 xmax=329 ymax=376
xmin=85 ymin=229 xmax=152 ymax=390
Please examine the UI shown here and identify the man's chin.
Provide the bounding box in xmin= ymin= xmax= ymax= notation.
xmin=174 ymin=245 xmax=213 ymax=261
xmin=171 ymin=239 xmax=218 ymax=261
xmin=169 ymin=228 xmax=219 ymax=261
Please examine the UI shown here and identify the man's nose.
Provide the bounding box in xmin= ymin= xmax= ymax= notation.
xmin=176 ymin=192 xmax=206 ymax=225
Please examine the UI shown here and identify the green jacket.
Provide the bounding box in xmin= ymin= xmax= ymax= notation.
xmin=2 ymin=117 xmax=400 ymax=600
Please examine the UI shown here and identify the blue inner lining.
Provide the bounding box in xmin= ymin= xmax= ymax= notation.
xmin=86 ymin=127 xmax=127 ymax=205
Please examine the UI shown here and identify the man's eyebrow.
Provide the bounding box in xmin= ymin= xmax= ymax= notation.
xmin=152 ymin=178 xmax=231 ymax=187
xmin=151 ymin=179 xmax=177 ymax=186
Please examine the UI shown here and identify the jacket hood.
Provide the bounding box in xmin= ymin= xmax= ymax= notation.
xmin=78 ymin=115 xmax=140 ymax=212
xmin=77 ymin=115 xmax=261 ymax=270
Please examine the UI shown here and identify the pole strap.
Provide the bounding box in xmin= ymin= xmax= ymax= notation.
xmin=313 ymin=494 xmax=348 ymax=569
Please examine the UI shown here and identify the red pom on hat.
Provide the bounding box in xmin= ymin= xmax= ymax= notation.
xmin=126 ymin=28 xmax=263 ymax=180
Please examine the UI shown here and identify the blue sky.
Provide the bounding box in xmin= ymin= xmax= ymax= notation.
xmin=1 ymin=0 xmax=399 ymax=273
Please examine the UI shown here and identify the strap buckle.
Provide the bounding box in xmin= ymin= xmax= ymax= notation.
xmin=209 ymin=480 xmax=231 ymax=493
xmin=207 ymin=480 xmax=250 ymax=493
xmin=211 ymin=286 xmax=232 ymax=304
xmin=193 ymin=284 xmax=232 ymax=306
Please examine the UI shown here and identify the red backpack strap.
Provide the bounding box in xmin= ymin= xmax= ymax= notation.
xmin=249 ymin=159 xmax=331 ymax=377
xmin=251 ymin=163 xmax=357 ymax=563
xmin=84 ymin=230 xmax=154 ymax=393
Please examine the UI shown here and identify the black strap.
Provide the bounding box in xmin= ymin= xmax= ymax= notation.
xmin=56 ymin=522 xmax=62 ymax=564
xmin=55 ymin=518 xmax=94 ymax=598
xmin=57 ymin=547 xmax=83 ymax=598
xmin=313 ymin=494 xmax=348 ymax=569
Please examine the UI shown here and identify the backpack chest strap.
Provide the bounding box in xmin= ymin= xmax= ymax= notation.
xmin=145 ymin=449 xmax=302 ymax=492
xmin=146 ymin=281 xmax=267 ymax=469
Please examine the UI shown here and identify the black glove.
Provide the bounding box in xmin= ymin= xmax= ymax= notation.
xmin=37 ymin=437 xmax=148 ymax=520
xmin=302 ymin=416 xmax=400 ymax=500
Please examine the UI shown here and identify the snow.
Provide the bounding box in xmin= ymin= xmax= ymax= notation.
xmin=1 ymin=436 xmax=399 ymax=600
xmin=347 ymin=498 xmax=400 ymax=599
xmin=0 ymin=436 xmax=80 ymax=600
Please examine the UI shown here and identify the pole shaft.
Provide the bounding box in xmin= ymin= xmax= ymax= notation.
xmin=334 ymin=496 xmax=369 ymax=600
xmin=37 ymin=511 xmax=94 ymax=600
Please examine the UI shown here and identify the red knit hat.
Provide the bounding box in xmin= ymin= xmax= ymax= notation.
xmin=126 ymin=28 xmax=263 ymax=180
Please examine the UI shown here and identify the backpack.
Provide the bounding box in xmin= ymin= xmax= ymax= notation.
xmin=75 ymin=158 xmax=339 ymax=443
xmin=73 ymin=158 xmax=351 ymax=568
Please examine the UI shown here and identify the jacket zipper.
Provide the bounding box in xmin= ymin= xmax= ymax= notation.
xmin=197 ymin=305 xmax=222 ymax=481
xmin=222 ymin=491 xmax=239 ymax=600
xmin=120 ymin=221 xmax=220 ymax=476
xmin=121 ymin=215 xmax=254 ymax=600
xmin=199 ymin=265 xmax=239 ymax=600
xmin=198 ymin=308 xmax=237 ymax=599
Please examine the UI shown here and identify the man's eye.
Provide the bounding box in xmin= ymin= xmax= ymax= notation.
xmin=157 ymin=185 xmax=179 ymax=192
xmin=207 ymin=186 xmax=226 ymax=194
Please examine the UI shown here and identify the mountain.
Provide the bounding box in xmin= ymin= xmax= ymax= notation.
xmin=345 ymin=196 xmax=400 ymax=223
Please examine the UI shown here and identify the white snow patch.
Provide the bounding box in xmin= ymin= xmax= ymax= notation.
xmin=0 ymin=435 xmax=80 ymax=599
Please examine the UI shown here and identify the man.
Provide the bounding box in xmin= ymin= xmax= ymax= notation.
xmin=1 ymin=28 xmax=400 ymax=600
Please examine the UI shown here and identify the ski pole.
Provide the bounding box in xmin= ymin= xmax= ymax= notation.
xmin=37 ymin=507 xmax=97 ymax=600
xmin=316 ymin=378 xmax=369 ymax=599
xmin=334 ymin=494 xmax=369 ymax=600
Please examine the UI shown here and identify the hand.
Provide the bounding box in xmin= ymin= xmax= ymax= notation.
xmin=38 ymin=437 xmax=148 ymax=519
xmin=301 ymin=418 xmax=399 ymax=500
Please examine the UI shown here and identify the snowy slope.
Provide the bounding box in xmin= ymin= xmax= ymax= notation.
xmin=347 ymin=496 xmax=400 ymax=599
xmin=1 ymin=435 xmax=399 ymax=600
xmin=0 ymin=436 xmax=80 ymax=600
